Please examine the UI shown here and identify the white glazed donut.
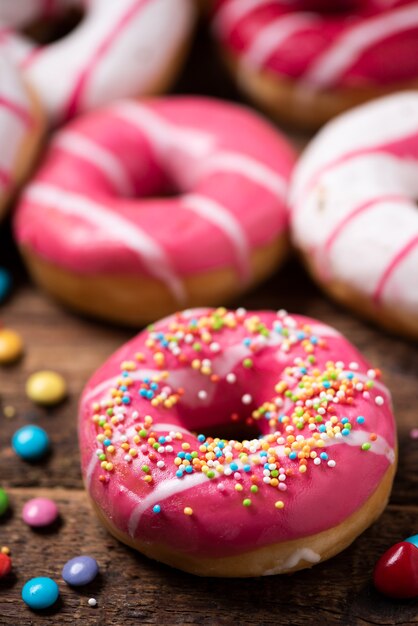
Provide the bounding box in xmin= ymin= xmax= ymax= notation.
xmin=0 ymin=0 xmax=195 ymax=125
xmin=0 ymin=53 xmax=43 ymax=220
xmin=290 ymin=91 xmax=418 ymax=338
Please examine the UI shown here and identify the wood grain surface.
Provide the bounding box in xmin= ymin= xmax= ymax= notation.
xmin=1 ymin=19 xmax=418 ymax=626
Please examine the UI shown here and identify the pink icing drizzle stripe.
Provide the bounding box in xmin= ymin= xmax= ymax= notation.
xmin=324 ymin=194 xmax=409 ymax=253
xmin=373 ymin=234 xmax=418 ymax=303
xmin=0 ymin=95 xmax=33 ymax=128
xmin=63 ymin=0 xmax=151 ymax=120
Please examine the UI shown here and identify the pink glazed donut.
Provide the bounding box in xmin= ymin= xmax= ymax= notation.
xmin=79 ymin=307 xmax=396 ymax=577
xmin=0 ymin=0 xmax=195 ymax=125
xmin=290 ymin=92 xmax=418 ymax=339
xmin=212 ymin=0 xmax=418 ymax=128
xmin=14 ymin=97 xmax=295 ymax=325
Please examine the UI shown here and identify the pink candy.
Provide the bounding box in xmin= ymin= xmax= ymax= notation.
xmin=22 ymin=498 xmax=58 ymax=527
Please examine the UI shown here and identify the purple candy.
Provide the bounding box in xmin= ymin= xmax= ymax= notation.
xmin=22 ymin=498 xmax=58 ymax=527
xmin=62 ymin=556 xmax=99 ymax=586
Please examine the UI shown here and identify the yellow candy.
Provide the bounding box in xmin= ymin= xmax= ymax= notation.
xmin=26 ymin=370 xmax=67 ymax=406
xmin=0 ymin=329 xmax=24 ymax=365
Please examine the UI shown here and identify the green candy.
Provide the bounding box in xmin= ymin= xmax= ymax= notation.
xmin=0 ymin=488 xmax=9 ymax=516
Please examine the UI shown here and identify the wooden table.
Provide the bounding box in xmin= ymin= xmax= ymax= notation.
xmin=1 ymin=22 xmax=418 ymax=626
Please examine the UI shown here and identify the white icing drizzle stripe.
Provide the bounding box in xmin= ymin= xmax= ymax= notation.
xmin=262 ymin=548 xmax=321 ymax=575
xmin=197 ymin=151 xmax=287 ymax=200
xmin=324 ymin=430 xmax=395 ymax=464
xmin=341 ymin=371 xmax=390 ymax=398
xmin=182 ymin=193 xmax=252 ymax=282
xmin=24 ymin=183 xmax=186 ymax=302
xmin=82 ymin=368 xmax=163 ymax=405
xmin=113 ymin=101 xmax=288 ymax=200
xmin=303 ymin=5 xmax=418 ymax=87
xmin=213 ymin=0 xmax=273 ymax=37
xmin=241 ymin=14 xmax=319 ymax=70
xmin=54 ymin=131 xmax=135 ymax=196
xmin=127 ymin=472 xmax=207 ymax=536
xmin=112 ymin=101 xmax=216 ymax=160
xmin=86 ymin=449 xmax=99 ymax=487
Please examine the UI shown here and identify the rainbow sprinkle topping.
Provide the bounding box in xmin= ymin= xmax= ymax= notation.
xmin=88 ymin=308 xmax=386 ymax=513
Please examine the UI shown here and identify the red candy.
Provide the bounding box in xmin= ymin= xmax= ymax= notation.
xmin=374 ymin=539 xmax=418 ymax=599
xmin=0 ymin=553 xmax=12 ymax=577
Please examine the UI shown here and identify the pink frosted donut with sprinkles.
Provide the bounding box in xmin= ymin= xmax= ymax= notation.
xmin=212 ymin=0 xmax=418 ymax=128
xmin=0 ymin=53 xmax=43 ymax=220
xmin=79 ymin=307 xmax=396 ymax=577
xmin=290 ymin=91 xmax=418 ymax=339
xmin=0 ymin=0 xmax=195 ymax=125
xmin=14 ymin=96 xmax=296 ymax=325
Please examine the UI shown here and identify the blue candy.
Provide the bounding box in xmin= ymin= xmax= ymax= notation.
xmin=62 ymin=556 xmax=99 ymax=586
xmin=405 ymin=534 xmax=418 ymax=548
xmin=22 ymin=577 xmax=59 ymax=610
xmin=12 ymin=425 xmax=49 ymax=461
xmin=0 ymin=268 xmax=11 ymax=302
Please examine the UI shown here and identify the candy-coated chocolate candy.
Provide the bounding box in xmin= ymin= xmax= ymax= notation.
xmin=26 ymin=370 xmax=67 ymax=406
xmin=62 ymin=556 xmax=99 ymax=586
xmin=0 ymin=268 xmax=11 ymax=302
xmin=374 ymin=540 xmax=418 ymax=599
xmin=0 ymin=328 xmax=24 ymax=365
xmin=0 ymin=553 xmax=12 ymax=577
xmin=22 ymin=498 xmax=58 ymax=527
xmin=405 ymin=534 xmax=418 ymax=548
xmin=12 ymin=425 xmax=50 ymax=461
xmin=0 ymin=488 xmax=9 ymax=516
xmin=22 ymin=577 xmax=59 ymax=610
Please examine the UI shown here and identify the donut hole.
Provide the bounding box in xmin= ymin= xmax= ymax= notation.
xmin=195 ymin=419 xmax=262 ymax=442
xmin=22 ymin=6 xmax=84 ymax=45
